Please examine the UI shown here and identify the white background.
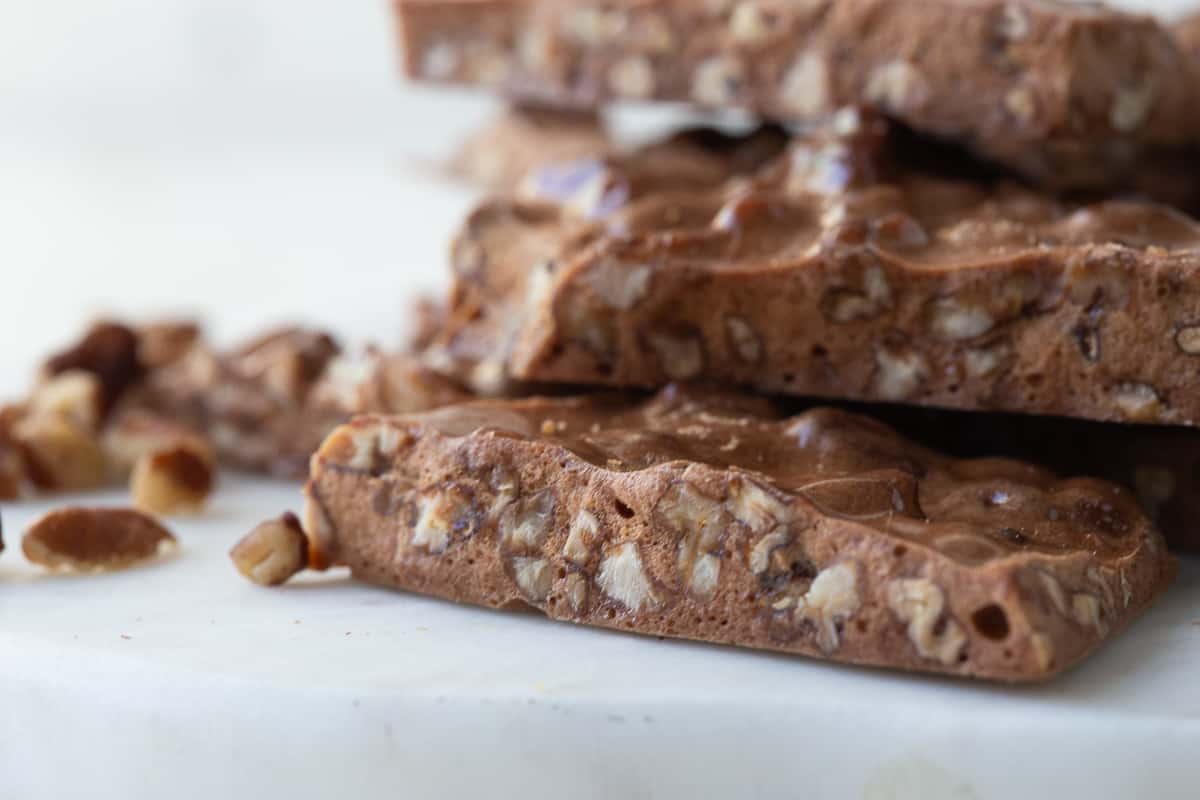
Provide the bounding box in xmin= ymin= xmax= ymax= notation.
xmin=0 ymin=0 xmax=492 ymax=393
xmin=0 ymin=0 xmax=1190 ymax=392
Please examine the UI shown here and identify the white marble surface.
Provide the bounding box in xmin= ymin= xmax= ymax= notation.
xmin=1 ymin=480 xmax=1198 ymax=800
xmin=2 ymin=1 xmax=1199 ymax=798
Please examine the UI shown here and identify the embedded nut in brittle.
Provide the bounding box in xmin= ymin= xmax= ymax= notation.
xmin=512 ymin=556 xmax=553 ymax=602
xmin=1174 ymin=324 xmax=1200 ymax=355
xmin=792 ymin=562 xmax=860 ymax=653
xmin=22 ymin=507 xmax=177 ymax=573
xmin=597 ymin=541 xmax=657 ymax=612
xmin=874 ymin=346 xmax=929 ymax=401
xmin=608 ymin=56 xmax=655 ymax=99
xmin=725 ymin=316 xmax=762 ymax=363
xmin=964 ymin=341 xmax=1011 ymax=379
xmin=131 ymin=445 xmax=216 ymax=515
xmin=778 ymin=51 xmax=829 ymax=116
xmin=647 ymin=329 xmax=704 ymax=380
xmin=410 ymin=484 xmax=479 ymax=554
xmin=563 ymin=572 xmax=589 ymax=612
xmin=499 ymin=490 xmax=556 ymax=551
xmin=1112 ymin=382 xmax=1163 ymax=422
xmin=864 ymin=60 xmax=929 ymax=112
xmin=928 ymin=297 xmax=994 ymax=341
xmin=692 ymin=56 xmax=745 ymax=106
xmin=231 ymin=512 xmax=309 ymax=586
xmin=1110 ymin=79 xmax=1159 ymax=133
xmin=563 ymin=509 xmax=600 ymax=565
xmin=886 ymin=577 xmax=967 ymax=665
xmin=729 ymin=2 xmax=774 ymax=44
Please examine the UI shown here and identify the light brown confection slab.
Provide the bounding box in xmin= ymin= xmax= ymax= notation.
xmin=394 ymin=0 xmax=1200 ymax=194
xmin=425 ymin=110 xmax=1200 ymax=428
xmin=303 ymin=386 xmax=1175 ymax=682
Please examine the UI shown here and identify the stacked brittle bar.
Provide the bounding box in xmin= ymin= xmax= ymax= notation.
xmin=281 ymin=0 xmax=1200 ymax=682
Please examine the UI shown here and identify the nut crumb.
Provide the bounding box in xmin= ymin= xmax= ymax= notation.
xmin=230 ymin=512 xmax=309 ymax=586
xmin=131 ymin=445 xmax=215 ymax=515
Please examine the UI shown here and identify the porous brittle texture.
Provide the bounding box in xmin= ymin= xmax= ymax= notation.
xmin=304 ymin=387 xmax=1175 ymax=682
xmin=395 ymin=0 xmax=1200 ymax=194
xmin=427 ymin=110 xmax=1200 ymax=428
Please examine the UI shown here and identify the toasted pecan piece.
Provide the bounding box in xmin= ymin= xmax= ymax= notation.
xmin=22 ymin=507 xmax=177 ymax=572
